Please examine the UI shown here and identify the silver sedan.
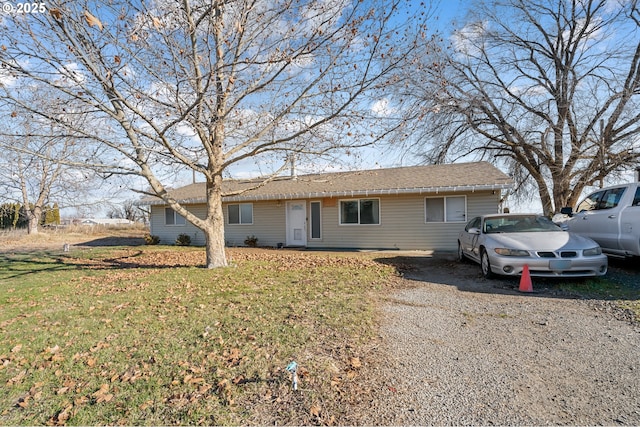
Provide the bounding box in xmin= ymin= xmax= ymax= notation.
xmin=458 ymin=214 xmax=608 ymax=278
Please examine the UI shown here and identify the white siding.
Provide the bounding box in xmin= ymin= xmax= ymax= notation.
xmin=308 ymin=191 xmax=500 ymax=251
xmin=149 ymin=191 xmax=501 ymax=251
xmin=224 ymin=201 xmax=286 ymax=247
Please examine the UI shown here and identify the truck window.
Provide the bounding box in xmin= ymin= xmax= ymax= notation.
xmin=577 ymin=190 xmax=604 ymax=212
xmin=597 ymin=187 xmax=626 ymax=209
xmin=634 ymin=188 xmax=640 ymax=207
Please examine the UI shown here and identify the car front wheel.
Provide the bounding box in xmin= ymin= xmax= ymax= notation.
xmin=480 ymin=249 xmax=494 ymax=279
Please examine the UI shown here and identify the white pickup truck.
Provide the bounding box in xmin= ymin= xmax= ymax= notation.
xmin=556 ymin=182 xmax=640 ymax=258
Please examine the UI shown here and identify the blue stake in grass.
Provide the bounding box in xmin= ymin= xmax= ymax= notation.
xmin=286 ymin=361 xmax=298 ymax=391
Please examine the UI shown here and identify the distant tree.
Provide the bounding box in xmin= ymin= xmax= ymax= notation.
xmin=42 ymin=204 xmax=61 ymax=226
xmin=0 ymin=203 xmax=25 ymax=229
xmin=0 ymin=0 xmax=432 ymax=267
xmin=398 ymin=0 xmax=640 ymax=215
xmin=107 ymin=200 xmax=144 ymax=222
xmin=0 ymin=90 xmax=104 ymax=233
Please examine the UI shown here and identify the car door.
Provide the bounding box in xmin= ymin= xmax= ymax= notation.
xmin=619 ymin=186 xmax=640 ymax=255
xmin=460 ymin=217 xmax=481 ymax=260
xmin=571 ymin=187 xmax=626 ymax=250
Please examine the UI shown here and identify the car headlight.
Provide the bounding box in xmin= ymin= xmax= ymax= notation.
xmin=583 ymin=247 xmax=602 ymax=256
xmin=494 ymin=248 xmax=530 ymax=256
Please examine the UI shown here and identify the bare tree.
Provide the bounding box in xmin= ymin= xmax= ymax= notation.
xmin=0 ymin=98 xmax=100 ymax=234
xmin=397 ymin=0 xmax=640 ymax=215
xmin=0 ymin=0 xmax=429 ymax=267
xmin=107 ymin=199 xmax=146 ymax=223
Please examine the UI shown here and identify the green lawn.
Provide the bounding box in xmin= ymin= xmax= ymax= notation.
xmin=0 ymin=246 xmax=396 ymax=425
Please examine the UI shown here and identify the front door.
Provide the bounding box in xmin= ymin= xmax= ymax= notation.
xmin=286 ymin=201 xmax=307 ymax=246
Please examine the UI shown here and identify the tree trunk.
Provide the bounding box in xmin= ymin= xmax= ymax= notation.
xmin=203 ymin=177 xmax=227 ymax=268
xmin=26 ymin=207 xmax=41 ymax=235
xmin=204 ymin=223 xmax=227 ymax=268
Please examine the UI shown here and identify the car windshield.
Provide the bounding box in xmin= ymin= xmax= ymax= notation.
xmin=483 ymin=215 xmax=561 ymax=234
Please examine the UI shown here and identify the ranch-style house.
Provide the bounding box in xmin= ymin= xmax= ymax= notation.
xmin=142 ymin=161 xmax=513 ymax=252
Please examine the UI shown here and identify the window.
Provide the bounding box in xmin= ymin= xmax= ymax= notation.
xmin=577 ymin=191 xmax=603 ymax=212
xmin=465 ymin=217 xmax=481 ymax=232
xmin=425 ymin=196 xmax=466 ymax=222
xmin=339 ymin=199 xmax=380 ymax=225
xmin=228 ymin=203 xmax=253 ymax=224
xmin=597 ymin=187 xmax=626 ymax=209
xmin=310 ymin=201 xmax=321 ymax=239
xmin=165 ymin=207 xmax=186 ymax=226
xmin=633 ymin=188 xmax=640 ymax=207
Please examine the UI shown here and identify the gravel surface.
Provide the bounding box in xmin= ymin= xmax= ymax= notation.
xmin=353 ymin=254 xmax=640 ymax=426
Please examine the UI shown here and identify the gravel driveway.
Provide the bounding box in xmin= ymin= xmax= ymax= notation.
xmin=354 ymin=254 xmax=640 ymax=425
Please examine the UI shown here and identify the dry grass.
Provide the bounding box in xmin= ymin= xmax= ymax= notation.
xmin=0 ymin=225 xmax=147 ymax=251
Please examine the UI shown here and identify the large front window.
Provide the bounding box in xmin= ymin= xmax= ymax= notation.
xmin=340 ymin=199 xmax=380 ymax=225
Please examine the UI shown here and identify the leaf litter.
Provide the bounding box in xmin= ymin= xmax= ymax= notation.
xmin=1 ymin=246 xmax=398 ymax=425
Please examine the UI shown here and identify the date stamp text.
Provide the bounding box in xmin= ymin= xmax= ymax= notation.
xmin=2 ymin=2 xmax=47 ymax=14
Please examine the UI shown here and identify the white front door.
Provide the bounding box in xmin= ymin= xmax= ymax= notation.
xmin=286 ymin=201 xmax=307 ymax=246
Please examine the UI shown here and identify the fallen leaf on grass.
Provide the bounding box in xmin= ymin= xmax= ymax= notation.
xmin=11 ymin=344 xmax=22 ymax=353
xmin=7 ymin=369 xmax=26 ymax=386
xmin=46 ymin=345 xmax=61 ymax=354
xmin=16 ymin=395 xmax=30 ymax=408
xmin=310 ymin=403 xmax=322 ymax=417
xmin=91 ymin=383 xmax=114 ymax=403
xmin=139 ymin=399 xmax=154 ymax=410
xmin=183 ymin=374 xmax=205 ymax=385
xmin=349 ymin=357 xmax=362 ymax=369
xmin=46 ymin=402 xmax=74 ymax=426
xmin=225 ymin=348 xmax=242 ymax=367
xmin=198 ymin=383 xmax=212 ymax=394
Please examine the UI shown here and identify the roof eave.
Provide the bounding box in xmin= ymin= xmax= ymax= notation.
xmin=140 ymin=183 xmax=513 ymax=205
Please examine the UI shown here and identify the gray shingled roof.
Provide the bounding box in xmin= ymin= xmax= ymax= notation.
xmin=141 ymin=161 xmax=512 ymax=205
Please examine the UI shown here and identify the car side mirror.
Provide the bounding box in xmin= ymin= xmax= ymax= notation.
xmin=560 ymin=207 xmax=573 ymax=217
xmin=468 ymin=227 xmax=481 ymax=235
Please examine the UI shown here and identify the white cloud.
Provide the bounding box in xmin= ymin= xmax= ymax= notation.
xmin=371 ymin=98 xmax=394 ymax=117
xmin=451 ymin=20 xmax=488 ymax=57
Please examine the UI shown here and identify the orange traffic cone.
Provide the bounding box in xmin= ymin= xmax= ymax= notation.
xmin=519 ymin=264 xmax=533 ymax=292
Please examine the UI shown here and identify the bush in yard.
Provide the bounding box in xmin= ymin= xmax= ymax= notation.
xmin=244 ymin=235 xmax=258 ymax=247
xmin=176 ymin=233 xmax=191 ymax=246
xmin=145 ymin=234 xmax=160 ymax=245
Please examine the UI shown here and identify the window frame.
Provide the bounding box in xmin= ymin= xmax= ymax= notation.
xmin=425 ymin=195 xmax=467 ymax=223
xmin=338 ymin=198 xmax=381 ymax=226
xmin=227 ymin=203 xmax=254 ymax=225
xmin=164 ymin=207 xmax=186 ymax=226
